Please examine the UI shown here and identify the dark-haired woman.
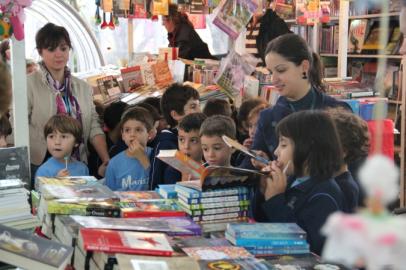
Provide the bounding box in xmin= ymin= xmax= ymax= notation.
xmin=162 ymin=4 xmax=213 ymax=60
xmin=27 ymin=23 xmax=109 ymax=178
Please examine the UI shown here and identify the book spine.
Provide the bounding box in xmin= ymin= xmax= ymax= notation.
xmin=227 ymin=235 xmax=308 ymax=247
xmin=227 ymin=230 xmax=307 ymax=240
xmin=178 ymin=198 xmax=250 ymax=210
xmin=192 ymin=211 xmax=247 ymax=222
xmin=178 ymin=193 xmax=248 ymax=204
xmin=187 ymin=206 xmax=249 ymax=216
xmin=122 ymin=211 xmax=186 ymax=218
xmin=175 ymin=185 xmax=247 ymax=199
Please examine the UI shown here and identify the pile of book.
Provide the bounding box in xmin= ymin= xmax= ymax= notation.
xmin=225 ymin=223 xmax=310 ymax=256
xmin=0 ymin=179 xmax=39 ymax=231
xmin=175 ymin=184 xmax=250 ymax=232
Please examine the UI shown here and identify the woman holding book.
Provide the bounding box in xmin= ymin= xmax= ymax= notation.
xmin=26 ymin=23 xmax=109 ymax=180
xmin=162 ymin=4 xmax=214 ymax=60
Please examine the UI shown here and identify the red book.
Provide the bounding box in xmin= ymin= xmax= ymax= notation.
xmin=79 ymin=229 xmax=173 ymax=256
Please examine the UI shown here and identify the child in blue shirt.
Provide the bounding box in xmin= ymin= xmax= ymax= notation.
xmin=105 ymin=107 xmax=155 ymax=191
xmin=35 ymin=115 xmax=89 ymax=179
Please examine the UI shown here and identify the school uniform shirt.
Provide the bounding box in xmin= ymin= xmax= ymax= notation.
xmin=335 ymin=170 xmax=359 ymax=213
xmin=105 ymin=148 xmax=152 ymax=191
xmin=35 ymin=157 xmax=89 ymax=178
xmin=261 ymin=176 xmax=345 ymax=255
xmin=241 ymin=88 xmax=351 ymax=169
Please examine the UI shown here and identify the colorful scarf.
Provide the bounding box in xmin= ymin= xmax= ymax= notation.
xmin=40 ymin=62 xmax=83 ymax=160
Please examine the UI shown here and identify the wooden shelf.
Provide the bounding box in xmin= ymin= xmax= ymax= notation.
xmin=349 ymin=12 xmax=400 ymax=20
xmin=347 ymin=54 xmax=403 ymax=59
xmin=389 ymin=99 xmax=403 ymax=105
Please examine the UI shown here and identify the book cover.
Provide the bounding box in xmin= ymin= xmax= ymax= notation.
xmin=152 ymin=0 xmax=169 ymax=15
xmin=129 ymin=0 xmax=149 ymax=19
xmin=35 ymin=176 xmax=98 ymax=192
xmin=151 ymin=61 xmax=174 ymax=89
xmin=347 ymin=19 xmax=369 ymax=54
xmin=225 ymin=232 xmax=308 ymax=247
xmin=116 ymin=190 xmax=162 ymax=202
xmin=117 ymin=254 xmax=200 ymax=270
xmin=45 ymin=200 xmax=121 ymax=217
xmin=118 ymin=199 xmax=186 ymax=218
xmin=96 ymin=75 xmax=122 ymax=101
xmin=362 ymin=21 xmax=391 ymax=53
xmin=198 ymin=258 xmax=273 ymax=270
xmin=0 ymin=223 xmax=73 ymax=270
xmin=227 ymin=223 xmax=307 ymax=239
xmin=182 ymin=246 xmax=252 ymax=260
xmin=183 ymin=205 xmax=249 ymax=216
xmin=71 ymin=215 xmax=202 ymax=236
xmin=385 ymin=26 xmax=402 ymax=55
xmin=121 ymin=66 xmax=144 ymax=92
xmin=175 ymin=184 xmax=248 ymax=199
xmin=79 ymin=229 xmax=173 ymax=256
xmin=0 ymin=146 xmax=30 ymax=188
xmin=157 ymin=184 xmax=178 ymax=199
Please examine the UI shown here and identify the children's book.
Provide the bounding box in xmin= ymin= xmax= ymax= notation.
xmin=96 ymin=75 xmax=122 ymax=101
xmin=116 ymin=190 xmax=162 ymax=202
xmin=182 ymin=246 xmax=253 ymax=260
xmin=347 ymin=19 xmax=369 ymax=54
xmin=362 ymin=21 xmax=392 ymax=53
xmin=118 ymin=199 xmax=186 ymax=218
xmin=116 ymin=254 xmax=200 ymax=270
xmin=35 ymin=176 xmax=98 ymax=192
xmin=71 ymin=215 xmax=202 ymax=236
xmin=157 ymin=149 xmax=263 ymax=191
xmin=0 ymin=146 xmax=30 ymax=188
xmin=42 ymin=199 xmax=121 ymax=217
xmin=151 ymin=61 xmax=174 ymax=89
xmin=0 ymin=223 xmax=73 ymax=270
xmin=120 ymin=66 xmax=144 ymax=92
xmin=40 ymin=183 xmax=119 ymax=202
xmin=79 ymin=229 xmax=173 ymax=256
xmin=222 ymin=135 xmax=269 ymax=164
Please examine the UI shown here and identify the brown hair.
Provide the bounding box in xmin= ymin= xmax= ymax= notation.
xmin=166 ymin=4 xmax=193 ymax=28
xmin=200 ymin=115 xmax=236 ymax=140
xmin=36 ymin=23 xmax=72 ymax=54
xmin=0 ymin=61 xmax=12 ymax=117
xmin=247 ymin=104 xmax=270 ymax=124
xmin=0 ymin=115 xmax=12 ymax=137
xmin=120 ymin=107 xmax=154 ymax=132
xmin=44 ymin=115 xmax=83 ymax=144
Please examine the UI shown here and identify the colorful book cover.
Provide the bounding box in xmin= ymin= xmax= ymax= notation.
xmin=0 ymin=223 xmax=73 ymax=270
xmin=183 ymin=205 xmax=249 ymax=216
xmin=177 ymin=197 xmax=250 ymax=211
xmin=96 ymin=75 xmax=122 ymax=100
xmin=227 ymin=223 xmax=307 ymax=239
xmin=157 ymin=184 xmax=178 ymax=199
xmin=348 ymin=19 xmax=369 ymax=54
xmin=212 ymin=0 xmax=257 ymax=39
xmin=35 ymin=176 xmax=98 ymax=191
xmin=225 ymin=232 xmax=308 ymax=246
xmin=129 ymin=0 xmax=149 ymax=18
xmin=45 ymin=200 xmax=121 ymax=217
xmin=118 ymin=199 xmax=186 ymax=218
xmin=178 ymin=193 xmax=248 ymax=204
xmin=71 ymin=215 xmax=202 ymax=236
xmin=40 ymin=183 xmax=119 ymax=202
xmin=116 ymin=254 xmax=200 ymax=270
xmin=174 ymin=184 xmax=248 ymax=199
xmin=121 ymin=66 xmax=144 ymax=93
xmin=151 ymin=61 xmax=174 ymax=89
xmin=152 ymin=0 xmax=169 ymax=15
xmin=116 ymin=190 xmax=162 ymax=202
xmin=0 ymin=146 xmax=30 ymax=188
xmin=198 ymin=258 xmax=273 ymax=270
xmin=79 ymin=229 xmax=173 ymax=256
xmin=182 ymin=246 xmax=253 ymax=260
xmin=362 ymin=22 xmax=390 ymax=52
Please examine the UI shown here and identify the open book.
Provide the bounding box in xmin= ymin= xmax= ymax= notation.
xmin=157 ymin=150 xmax=264 ymax=191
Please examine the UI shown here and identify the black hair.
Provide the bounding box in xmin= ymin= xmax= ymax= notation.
xmin=104 ymin=101 xmax=129 ymax=131
xmin=265 ymin=33 xmax=325 ymax=92
xmin=143 ymin=97 xmax=162 ymax=115
xmin=166 ymin=4 xmax=194 ymax=28
xmin=161 ymin=83 xmax=200 ymax=127
xmin=120 ymin=107 xmax=154 ymax=132
xmin=179 ymin=113 xmax=207 ymax=133
xmin=238 ymin=98 xmax=268 ymax=131
xmin=0 ymin=115 xmax=12 ymax=137
xmin=35 ymin=23 xmax=72 ymax=53
xmin=200 ymin=115 xmax=236 ymax=140
xmin=276 ymin=110 xmax=343 ymax=180
xmin=0 ymin=40 xmax=9 ymax=63
xmin=134 ymin=102 xmax=161 ymax=123
xmin=203 ymin=98 xmax=232 ymax=117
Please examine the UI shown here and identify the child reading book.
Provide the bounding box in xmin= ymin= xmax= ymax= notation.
xmin=35 ymin=115 xmax=89 ymax=178
xmin=105 ymin=107 xmax=155 ymax=191
xmin=260 ymin=110 xmax=345 ymax=255
xmin=200 ymin=115 xmax=236 ymax=167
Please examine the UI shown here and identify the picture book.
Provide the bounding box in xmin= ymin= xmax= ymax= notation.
xmin=71 ymin=215 xmax=202 ymax=236
xmin=116 ymin=190 xmax=162 ymax=202
xmin=151 ymin=61 xmax=174 ymax=89
xmin=0 ymin=146 xmax=30 ymax=188
xmin=152 ymin=0 xmax=169 ymax=15
xmin=121 ymin=65 xmax=144 ymax=92
xmin=182 ymin=246 xmax=253 ymax=260
xmin=158 ymin=149 xmax=263 ymax=191
xmin=347 ymin=19 xmax=369 ymax=54
xmin=116 ymin=254 xmax=200 ymax=270
xmin=362 ymin=21 xmax=391 ymax=53
xmin=212 ymin=0 xmax=257 ymax=39
xmin=96 ymin=75 xmax=122 ymax=101
xmin=226 ymin=223 xmax=307 ymax=239
xmin=118 ymin=199 xmax=186 ymax=218
xmin=79 ymin=229 xmax=173 ymax=256
xmin=0 ymin=224 xmax=73 ymax=270
xmin=222 ymin=135 xmax=269 ymax=164
xmin=198 ymin=258 xmax=273 ymax=270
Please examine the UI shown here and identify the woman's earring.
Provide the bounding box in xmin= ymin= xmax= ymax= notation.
xmin=302 ymin=72 xmax=308 ymax=80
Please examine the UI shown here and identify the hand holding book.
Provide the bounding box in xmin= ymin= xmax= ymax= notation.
xmin=221 ymin=135 xmax=270 ymax=165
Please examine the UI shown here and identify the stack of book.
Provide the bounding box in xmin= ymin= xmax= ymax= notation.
xmin=225 ymin=223 xmax=310 ymax=256
xmin=0 ymin=179 xmax=39 ymax=231
xmin=175 ymin=184 xmax=250 ymax=232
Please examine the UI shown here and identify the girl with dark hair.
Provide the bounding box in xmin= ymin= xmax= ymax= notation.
xmin=27 ymin=23 xmax=109 ymax=179
xmin=0 ymin=40 xmax=10 ymax=64
xmin=162 ymin=4 xmax=213 ymax=60
xmin=242 ymin=33 xmax=350 ymax=169
xmin=260 ymin=110 xmax=345 ymax=255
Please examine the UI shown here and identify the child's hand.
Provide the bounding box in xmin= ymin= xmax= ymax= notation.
xmin=243 ymin=138 xmax=253 ymax=149
xmin=261 ymin=161 xmax=287 ymax=200
xmin=98 ymin=160 xmax=108 ymax=177
xmin=250 ymin=150 xmax=269 ymax=170
xmin=127 ymin=140 xmax=150 ymax=169
xmin=57 ymin=168 xmax=70 ymax=177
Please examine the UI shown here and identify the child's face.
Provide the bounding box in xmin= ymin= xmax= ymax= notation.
xmin=183 ymin=98 xmax=201 ymax=117
xmin=121 ymin=119 xmax=150 ymax=148
xmin=178 ymin=129 xmax=202 ymax=162
xmin=46 ymin=130 xmax=76 ymax=162
xmin=274 ymin=135 xmax=294 ymax=175
xmin=201 ymin=135 xmax=233 ymax=167
xmin=248 ymin=114 xmax=259 ymax=139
